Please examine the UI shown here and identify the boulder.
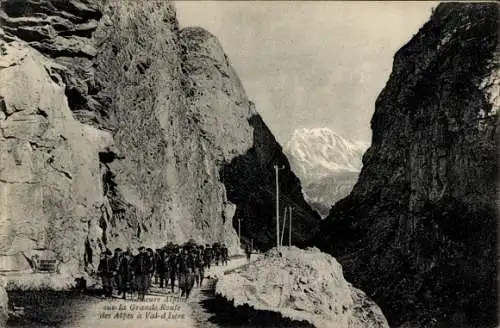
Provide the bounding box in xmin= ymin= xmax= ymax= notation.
xmin=216 ymin=247 xmax=389 ymax=328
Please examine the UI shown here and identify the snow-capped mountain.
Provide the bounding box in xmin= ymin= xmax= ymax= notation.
xmin=284 ymin=128 xmax=369 ymax=217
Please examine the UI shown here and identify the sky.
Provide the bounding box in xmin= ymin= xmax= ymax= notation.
xmin=175 ymin=1 xmax=438 ymax=145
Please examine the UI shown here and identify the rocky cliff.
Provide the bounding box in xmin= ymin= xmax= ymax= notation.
xmin=314 ymin=3 xmax=499 ymax=327
xmin=0 ymin=0 xmax=319 ymax=276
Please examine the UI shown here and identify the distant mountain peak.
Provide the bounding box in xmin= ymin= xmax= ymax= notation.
xmin=284 ymin=127 xmax=368 ymax=217
xmin=284 ymin=127 xmax=368 ymax=177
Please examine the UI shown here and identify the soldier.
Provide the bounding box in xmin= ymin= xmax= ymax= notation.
xmin=194 ymin=247 xmax=204 ymax=288
xmin=192 ymin=247 xmax=199 ymax=288
xmin=154 ymin=248 xmax=163 ymax=286
xmin=97 ymin=249 xmax=114 ymax=298
xmin=160 ymin=247 xmax=171 ymax=289
xmin=168 ymin=246 xmax=178 ymax=293
xmin=177 ymin=247 xmax=185 ymax=295
xmin=112 ymin=248 xmax=123 ymax=294
xmin=118 ymin=249 xmax=134 ymax=299
xmin=186 ymin=248 xmax=196 ymax=297
xmin=155 ymin=248 xmax=166 ymax=288
xmin=178 ymin=248 xmax=195 ymax=299
xmin=221 ymin=244 xmax=229 ymax=266
xmin=133 ymin=246 xmax=151 ymax=300
xmin=31 ymin=254 xmax=39 ymax=272
xmin=146 ymin=248 xmax=155 ymax=292
xmin=213 ymin=243 xmax=220 ymax=266
xmin=204 ymin=244 xmax=213 ymax=269
xmin=245 ymin=244 xmax=252 ymax=261
xmin=197 ymin=245 xmax=205 ymax=283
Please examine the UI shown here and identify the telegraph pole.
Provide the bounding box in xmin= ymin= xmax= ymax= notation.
xmin=238 ymin=217 xmax=241 ymax=246
xmin=274 ymin=165 xmax=284 ymax=251
xmin=289 ymin=206 xmax=293 ymax=247
xmin=281 ymin=207 xmax=287 ymax=247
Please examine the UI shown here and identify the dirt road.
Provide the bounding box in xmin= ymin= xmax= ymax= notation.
xmin=7 ymin=256 xmax=254 ymax=328
xmin=73 ymin=256 xmax=251 ymax=328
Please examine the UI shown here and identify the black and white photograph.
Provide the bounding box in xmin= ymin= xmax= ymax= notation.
xmin=0 ymin=1 xmax=498 ymax=327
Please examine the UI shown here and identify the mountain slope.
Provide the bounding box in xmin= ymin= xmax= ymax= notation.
xmin=0 ymin=0 xmax=319 ymax=275
xmin=284 ymin=128 xmax=367 ymax=217
xmin=313 ymin=3 xmax=499 ymax=327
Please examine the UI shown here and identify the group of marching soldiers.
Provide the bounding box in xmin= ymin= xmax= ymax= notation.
xmin=97 ymin=242 xmax=229 ymax=300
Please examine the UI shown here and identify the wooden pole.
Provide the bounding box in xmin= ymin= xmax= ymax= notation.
xmin=238 ymin=217 xmax=241 ymax=246
xmin=274 ymin=165 xmax=280 ymax=250
xmin=289 ymin=207 xmax=293 ymax=246
xmin=281 ymin=207 xmax=287 ymax=247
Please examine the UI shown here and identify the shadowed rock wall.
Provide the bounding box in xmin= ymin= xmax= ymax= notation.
xmin=314 ymin=3 xmax=499 ymax=327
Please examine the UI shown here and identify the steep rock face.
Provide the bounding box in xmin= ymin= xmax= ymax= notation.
xmin=0 ymin=0 xmax=106 ymax=127
xmin=315 ymin=3 xmax=498 ymax=327
xmin=0 ymin=0 xmax=318 ymax=274
xmin=0 ymin=40 xmax=113 ymax=274
xmin=89 ymin=2 xmax=318 ymax=253
xmin=87 ymin=1 xmax=239 ymax=251
xmin=0 ymin=0 xmax=102 ymax=58
xmin=180 ymin=27 xmax=320 ymax=249
xmin=180 ymin=27 xmax=254 ymax=161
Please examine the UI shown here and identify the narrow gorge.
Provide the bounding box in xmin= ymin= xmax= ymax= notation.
xmin=1 ymin=2 xmax=497 ymax=328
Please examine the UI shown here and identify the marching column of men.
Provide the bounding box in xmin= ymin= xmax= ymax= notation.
xmin=97 ymin=242 xmax=230 ymax=300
